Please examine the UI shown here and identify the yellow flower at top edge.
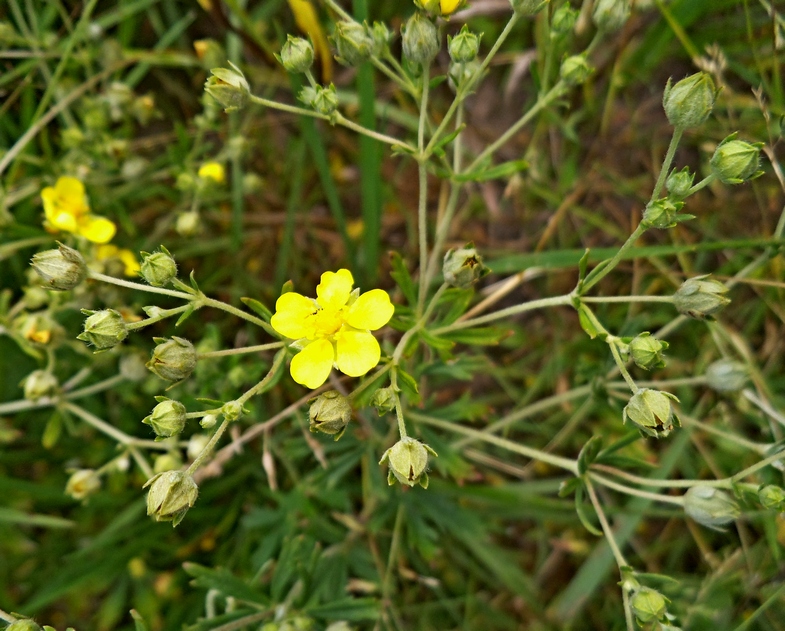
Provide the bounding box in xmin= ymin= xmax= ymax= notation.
xmin=96 ymin=244 xmax=141 ymax=277
xmin=41 ymin=176 xmax=116 ymax=244
xmin=198 ymin=162 xmax=226 ymax=184
xmin=415 ymin=0 xmax=464 ymax=16
xmin=271 ymin=269 xmax=395 ymax=389
xmin=440 ymin=0 xmax=463 ymax=16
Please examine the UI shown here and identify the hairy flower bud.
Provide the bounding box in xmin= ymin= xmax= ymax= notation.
xmin=31 ymin=243 xmax=87 ymax=291
xmin=6 ymin=619 xmax=43 ymax=631
xmin=77 ymin=309 xmax=128 ymax=351
xmin=560 ymin=55 xmax=593 ymax=86
xmin=120 ymin=353 xmax=149 ymax=382
xmin=200 ymin=413 xmax=218 ymax=429
xmin=371 ymin=386 xmax=397 ymax=415
xmin=592 ymin=0 xmax=631 ymax=32
xmin=448 ymin=25 xmax=481 ymax=64
xmin=684 ymin=485 xmax=739 ymax=529
xmin=154 ymin=453 xmax=183 ymax=474
xmin=758 ymin=485 xmax=785 ymax=511
xmin=630 ymin=587 xmax=668 ymax=624
xmin=380 ymin=437 xmax=437 ymax=488
xmin=147 ymin=336 xmax=197 ymax=382
xmin=204 ymin=63 xmax=249 ymax=112
xmin=666 ymin=166 xmax=695 ymax=199
xmin=416 ymin=0 xmax=464 ymax=16
xmin=710 ymin=134 xmax=763 ymax=184
xmin=629 ymin=333 xmax=668 ymax=370
xmin=705 ymin=359 xmax=748 ymax=393
xmin=370 ymin=21 xmax=392 ymax=56
xmin=221 ymin=400 xmax=244 ymax=422
xmin=175 ymin=210 xmax=202 ymax=236
xmin=65 ymin=468 xmax=102 ymax=500
xmin=642 ymin=198 xmax=686 ymax=229
xmin=143 ymin=397 xmax=188 ymax=438
xmin=140 ymin=247 xmax=177 ymax=287
xmin=278 ymin=35 xmax=314 ymax=73
xmin=509 ymin=0 xmax=549 ymax=16
xmin=144 ymin=470 xmax=198 ymax=527
xmin=551 ymin=4 xmax=578 ymax=36
xmin=333 ymin=21 xmax=373 ymax=66
xmin=308 ymin=390 xmax=353 ymax=439
xmin=23 ymin=370 xmax=59 ymax=401
xmin=662 ymin=72 xmax=716 ymax=129
xmin=443 ymin=245 xmax=488 ymax=288
xmin=623 ymin=389 xmax=680 ymax=438
xmin=673 ymin=275 xmax=730 ymax=320
xmin=402 ymin=13 xmax=439 ymax=67
xmin=16 ymin=311 xmax=65 ymax=348
xmin=300 ymin=84 xmax=339 ymax=117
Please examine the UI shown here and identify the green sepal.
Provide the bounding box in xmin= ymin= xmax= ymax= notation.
xmin=240 ymin=297 xmax=272 ymax=320
xmin=175 ymin=304 xmax=195 ymax=327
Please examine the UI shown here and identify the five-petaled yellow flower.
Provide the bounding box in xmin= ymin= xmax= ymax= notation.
xmin=271 ymin=269 xmax=395 ymax=389
xmin=41 ymin=176 xmax=116 ymax=244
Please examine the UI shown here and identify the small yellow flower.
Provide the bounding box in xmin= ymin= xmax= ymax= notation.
xmin=198 ymin=162 xmax=225 ymax=184
xmin=440 ymin=0 xmax=463 ymax=16
xmin=96 ymin=244 xmax=141 ymax=277
xmin=271 ymin=269 xmax=395 ymax=389
xmin=41 ymin=176 xmax=116 ymax=244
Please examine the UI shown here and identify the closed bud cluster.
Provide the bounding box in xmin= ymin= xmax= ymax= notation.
xmin=448 ymin=25 xmax=481 ymax=64
xmin=144 ymin=470 xmax=199 ymax=527
xmin=560 ymin=55 xmax=593 ymax=86
xmin=299 ymin=84 xmax=339 ymax=117
xmin=77 ymin=309 xmax=128 ymax=351
xmin=551 ymin=4 xmax=578 ymax=37
xmin=380 ymin=437 xmax=437 ymax=488
xmin=673 ymin=275 xmax=730 ymax=320
xmin=31 ymin=243 xmax=87 ymax=291
xmin=684 ymin=485 xmax=739 ymax=529
xmin=308 ymin=390 xmax=352 ymax=439
xmin=147 ymin=336 xmax=197 ymax=382
xmin=509 ymin=0 xmax=549 ymax=16
xmin=710 ymin=134 xmax=763 ymax=184
xmin=629 ymin=333 xmax=668 ymax=370
xmin=705 ymin=359 xmax=748 ymax=393
xmin=758 ymin=485 xmax=785 ymax=511
xmin=221 ymin=400 xmax=244 ymax=422
xmin=371 ymin=386 xmax=397 ymax=415
xmin=443 ymin=245 xmax=488 ymax=288
xmin=204 ymin=63 xmax=249 ymax=112
xmin=370 ymin=21 xmax=392 ymax=56
xmin=402 ymin=13 xmax=440 ymax=67
xmin=23 ymin=370 xmax=59 ymax=401
xmin=143 ymin=397 xmax=188 ymax=438
xmin=662 ymin=72 xmax=716 ymax=129
xmin=278 ymin=35 xmax=314 ymax=73
xmin=592 ymin=0 xmax=631 ymax=32
xmin=140 ymin=247 xmax=177 ymax=287
xmin=333 ymin=21 xmax=373 ymax=66
xmin=666 ymin=166 xmax=695 ymax=199
xmin=642 ymin=198 xmax=686 ymax=229
xmin=630 ymin=586 xmax=669 ymax=624
xmin=65 ymin=468 xmax=102 ymax=500
xmin=623 ymin=389 xmax=680 ymax=438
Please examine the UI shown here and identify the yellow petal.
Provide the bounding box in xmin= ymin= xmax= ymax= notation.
xmin=55 ymin=176 xmax=90 ymax=215
xmin=345 ymin=289 xmax=394 ymax=331
xmin=336 ymin=330 xmax=380 ymax=377
xmin=316 ymin=269 xmax=354 ymax=310
xmin=50 ymin=210 xmax=79 ymax=233
xmin=120 ymin=249 xmax=141 ymax=277
xmin=286 ymin=0 xmax=333 ymax=82
xmin=440 ymin=0 xmax=462 ymax=15
xmin=78 ymin=215 xmax=116 ymax=243
xmin=271 ymin=292 xmax=317 ymax=339
xmin=198 ymin=162 xmax=225 ymax=183
xmin=290 ymin=338 xmax=334 ymax=388
xmin=41 ymin=186 xmax=59 ymax=222
xmin=96 ymin=244 xmax=119 ymax=259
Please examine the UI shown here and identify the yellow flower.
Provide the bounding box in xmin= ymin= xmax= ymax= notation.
xmin=96 ymin=244 xmax=141 ymax=277
xmin=198 ymin=162 xmax=225 ymax=184
xmin=440 ymin=0 xmax=463 ymax=15
xmin=41 ymin=176 xmax=116 ymax=244
xmin=271 ymin=269 xmax=395 ymax=389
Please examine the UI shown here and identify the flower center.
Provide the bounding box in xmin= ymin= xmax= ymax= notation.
xmin=311 ymin=308 xmax=343 ymax=337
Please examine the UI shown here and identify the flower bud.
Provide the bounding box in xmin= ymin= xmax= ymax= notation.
xmin=278 ymin=35 xmax=314 ymax=73
xmin=144 ymin=470 xmax=199 ymax=526
xmin=6 ymin=619 xmax=43 ymax=631
xmin=140 ymin=247 xmax=177 ymax=287
xmin=705 ymin=359 xmax=748 ymax=393
xmin=200 ymin=413 xmax=218 ymax=429
xmin=65 ymin=468 xmax=102 ymax=500
xmin=629 ymin=333 xmax=668 ymax=370
xmin=416 ymin=0 xmax=464 ymax=16
xmin=193 ymin=38 xmax=226 ymax=70
xmin=559 ymin=55 xmax=593 ymax=86
xmin=630 ymin=586 xmax=668 ymax=624
xmin=23 ymin=370 xmax=59 ymax=401
xmin=300 ymin=84 xmax=339 ymax=117
xmin=642 ymin=198 xmax=685 ymax=229
xmin=448 ymin=59 xmax=480 ymax=92
xmin=308 ymin=390 xmax=352 ymax=439
xmin=443 ymin=245 xmax=488 ymax=288
xmin=662 ymin=72 xmax=716 ymax=129
xmin=120 ymin=353 xmax=149 ymax=382
xmin=710 ymin=134 xmax=763 ymax=184
xmin=758 ymin=485 xmax=785 ymax=511
xmin=623 ymin=389 xmax=680 ymax=438
xmin=666 ymin=166 xmax=695 ymax=199
xmin=16 ymin=311 xmax=65 ymax=347
xmin=23 ymin=286 xmax=50 ymax=310
xmin=187 ymin=434 xmax=210 ymax=460
xmin=379 ymin=437 xmax=437 ymax=488
xmin=221 ymin=400 xmax=244 ymax=422
xmin=509 ymin=0 xmax=549 ymax=16
xmin=30 ymin=243 xmax=87 ymax=291
xmin=153 ymin=453 xmax=183 ymax=474
xmin=370 ymin=386 xmax=397 ymax=415
xmin=77 ymin=309 xmax=128 ymax=351
xmin=143 ymin=398 xmax=188 ymax=438
xmin=683 ymin=485 xmax=739 ymax=529
xmin=402 ymin=13 xmax=440 ymax=67
xmin=146 ymin=336 xmax=197 ymax=382
xmin=175 ymin=210 xmax=202 ymax=236
xmin=673 ymin=275 xmax=730 ymax=320
xmin=204 ymin=63 xmax=250 ymax=112
xmin=551 ymin=4 xmax=578 ymax=36
xmin=448 ymin=25 xmax=481 ymax=64
xmin=370 ymin=21 xmax=392 ymax=56
xmin=333 ymin=21 xmax=373 ymax=66
xmin=592 ymin=0 xmax=631 ymax=32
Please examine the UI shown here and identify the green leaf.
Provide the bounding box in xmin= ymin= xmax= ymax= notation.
xmin=395 ymin=367 xmax=420 ymax=403
xmin=574 ymin=485 xmax=603 ymax=536
xmin=42 ymin=411 xmax=62 ymax=449
xmin=559 ymin=477 xmax=581 ymax=498
xmin=577 ymin=436 xmax=603 ymax=475
xmin=189 ymin=270 xmax=200 ymax=291
xmin=577 ymin=304 xmax=605 ymax=340
xmin=130 ymin=610 xmax=149 ymax=631
xmin=578 ymin=248 xmax=590 ymax=283
xmin=280 ymin=279 xmax=294 ymax=296
xmin=0 ymin=507 xmax=74 ymax=529
xmin=240 ymin=297 xmax=272 ymax=321
xmin=419 ymin=329 xmax=455 ymax=351
xmin=441 ymin=326 xmax=507 ymax=345
xmin=306 ymin=597 xmax=380 ymax=621
xmin=183 ymin=562 xmax=269 ymax=605
xmin=171 ymin=277 xmax=196 ymax=294
xmin=455 ymin=159 xmax=528 ymax=182
xmin=389 ymin=251 xmax=417 ymax=306
xmin=430 ymin=123 xmax=466 ymax=157
xmin=436 ymin=288 xmax=474 ymax=326
xmin=175 ymin=304 xmax=195 ymax=327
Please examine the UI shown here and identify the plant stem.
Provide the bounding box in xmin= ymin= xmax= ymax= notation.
xmin=88 ymin=271 xmax=193 ymax=300
xmin=588 ymin=472 xmax=685 ymax=506
xmin=584 ymin=477 xmax=629 ymax=567
xmin=63 ymin=402 xmax=167 ymax=450
xmin=392 ymin=283 xmax=448 ymax=365
xmin=609 ymin=341 xmax=637 ymax=393
xmin=416 ymin=67 xmax=431 ymax=316
xmin=581 ymin=295 xmax=675 ymax=304
xmin=650 ymin=126 xmax=684 ymax=202
xmin=198 ymin=341 xmax=285 ymax=359
xmin=186 ymin=418 xmax=231 ymax=475
xmin=390 ymin=370 xmax=408 ymax=439
xmin=581 ymin=223 xmax=648 ymax=293
xmin=236 ymin=350 xmax=287 ymax=406
xmin=127 ymin=304 xmax=191 ymax=331
xmin=0 ymin=373 xmax=128 ymax=415
xmin=201 ymin=297 xmax=276 ymax=335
